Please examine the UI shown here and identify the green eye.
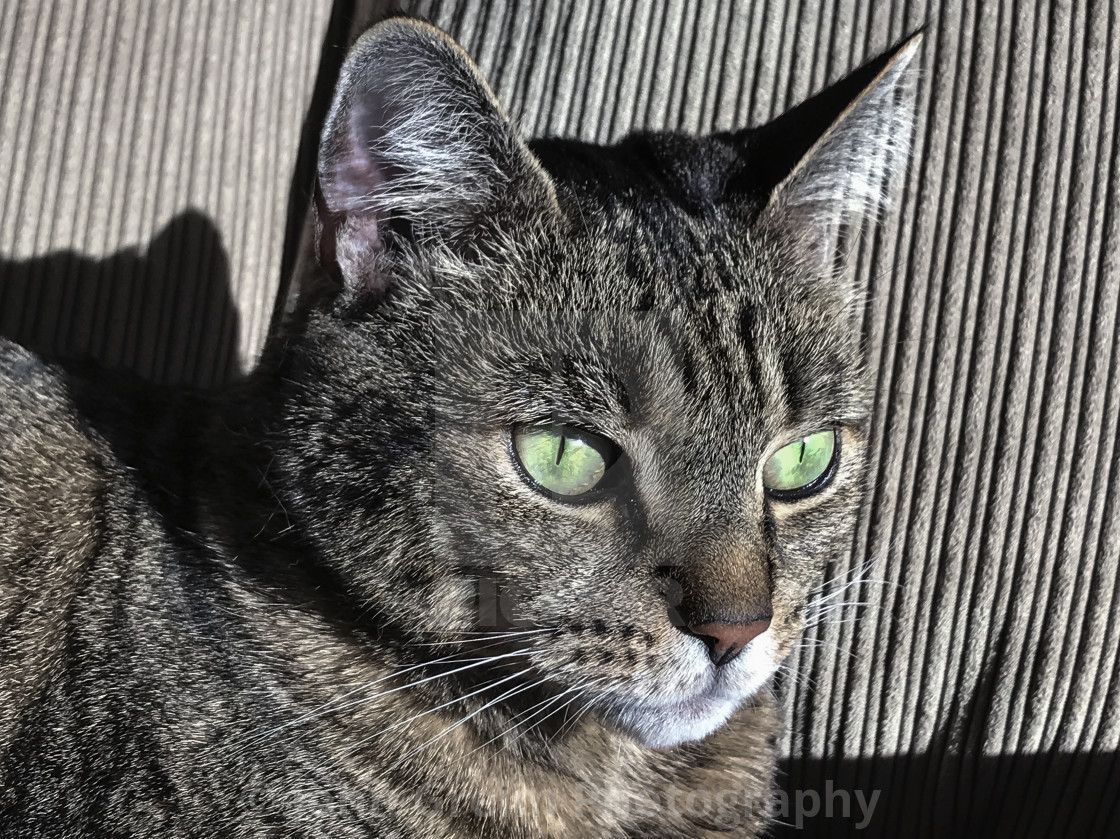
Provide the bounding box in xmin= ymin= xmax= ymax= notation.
xmin=762 ymin=429 xmax=838 ymax=499
xmin=513 ymin=426 xmax=619 ymax=499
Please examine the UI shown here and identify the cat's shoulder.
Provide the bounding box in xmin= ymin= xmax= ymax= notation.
xmin=0 ymin=337 xmax=98 ymax=465
xmin=0 ymin=337 xmax=105 ymax=568
xmin=1 ymin=336 xmax=68 ymax=406
xmin=0 ymin=338 xmax=108 ymax=755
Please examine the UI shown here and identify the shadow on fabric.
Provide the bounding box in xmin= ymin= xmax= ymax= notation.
xmin=0 ymin=210 xmax=237 ymax=389
xmin=774 ymin=751 xmax=1119 ymax=837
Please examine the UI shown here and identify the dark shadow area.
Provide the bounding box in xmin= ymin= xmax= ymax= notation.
xmin=773 ymin=751 xmax=1120 ymax=837
xmin=0 ymin=209 xmax=237 ymax=390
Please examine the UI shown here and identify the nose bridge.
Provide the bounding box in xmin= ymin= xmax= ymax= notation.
xmin=674 ymin=414 xmax=764 ymax=536
xmin=662 ymin=536 xmax=773 ymax=627
xmin=644 ymin=408 xmax=772 ymax=624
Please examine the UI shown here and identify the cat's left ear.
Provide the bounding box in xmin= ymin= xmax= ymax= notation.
xmin=314 ymin=18 xmax=558 ymax=296
xmin=742 ymin=32 xmax=923 ymax=271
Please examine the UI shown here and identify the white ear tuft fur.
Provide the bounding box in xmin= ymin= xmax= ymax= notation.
xmin=754 ymin=33 xmax=922 ymax=269
xmin=316 ymin=19 xmax=556 ymax=289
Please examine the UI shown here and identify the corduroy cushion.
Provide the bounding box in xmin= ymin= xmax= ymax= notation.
xmin=0 ymin=0 xmax=333 ymax=386
xmin=1 ymin=2 xmax=1116 ymax=836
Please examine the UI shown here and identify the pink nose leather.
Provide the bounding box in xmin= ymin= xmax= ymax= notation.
xmin=689 ymin=618 xmax=771 ymax=667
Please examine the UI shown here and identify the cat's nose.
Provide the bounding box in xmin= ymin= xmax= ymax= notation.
xmin=689 ymin=618 xmax=771 ymax=667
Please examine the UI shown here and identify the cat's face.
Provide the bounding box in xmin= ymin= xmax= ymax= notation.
xmin=274 ymin=19 xmax=917 ymax=748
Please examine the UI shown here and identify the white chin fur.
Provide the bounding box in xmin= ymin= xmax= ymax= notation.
xmin=604 ymin=630 xmax=780 ymax=748
xmin=613 ymin=695 xmax=739 ymax=748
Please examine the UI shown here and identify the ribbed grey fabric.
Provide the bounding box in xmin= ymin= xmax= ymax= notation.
xmin=0 ymin=0 xmax=334 ymax=386
xmin=2 ymin=1 xmax=1117 ymax=836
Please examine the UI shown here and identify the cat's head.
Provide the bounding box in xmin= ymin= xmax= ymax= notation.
xmin=272 ymin=19 xmax=919 ymax=748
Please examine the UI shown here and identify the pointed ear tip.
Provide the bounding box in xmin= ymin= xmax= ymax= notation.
xmin=341 ymin=18 xmax=488 ymax=103
xmin=327 ymin=17 xmax=468 ymax=138
xmin=890 ymin=29 xmax=926 ymax=67
xmin=862 ymin=30 xmax=923 ymax=100
xmin=901 ymin=27 xmax=926 ymax=47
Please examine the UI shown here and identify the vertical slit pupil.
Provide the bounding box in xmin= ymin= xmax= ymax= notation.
xmin=798 ymin=440 xmax=806 ymax=464
xmin=556 ymin=433 xmax=567 ymax=465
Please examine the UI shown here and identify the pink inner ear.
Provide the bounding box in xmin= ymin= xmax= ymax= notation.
xmin=318 ymin=101 xmax=393 ymax=256
xmin=321 ymin=101 xmax=389 ymax=215
xmin=341 ymin=214 xmax=384 ymax=254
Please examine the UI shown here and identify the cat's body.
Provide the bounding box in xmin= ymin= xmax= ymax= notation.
xmin=0 ymin=342 xmax=774 ymax=837
xmin=0 ymin=19 xmax=918 ymax=838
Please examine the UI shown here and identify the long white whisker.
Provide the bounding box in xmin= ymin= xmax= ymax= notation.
xmin=432 ymin=628 xmax=557 ymax=637
xmin=525 ymin=680 xmax=602 ymax=745
xmin=342 ymin=666 xmax=540 ymax=754
xmin=388 ymin=677 xmax=544 ymax=771
xmin=805 ymin=602 xmax=872 ymax=622
xmin=233 ymin=650 xmax=470 ymax=749
xmin=413 ymin=628 xmax=557 ymax=648
xmin=238 ymin=649 xmax=531 ymax=749
xmin=472 ymin=677 xmax=605 ymax=761
xmin=297 ymin=651 xmax=532 ymax=726
xmin=807 ymin=559 xmax=874 ymax=596
xmin=554 ymin=690 xmax=599 ymax=742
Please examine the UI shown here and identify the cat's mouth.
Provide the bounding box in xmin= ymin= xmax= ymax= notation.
xmin=593 ymin=630 xmax=779 ymax=748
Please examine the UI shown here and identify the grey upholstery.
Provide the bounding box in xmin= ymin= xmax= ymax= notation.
xmin=1 ymin=1 xmax=1116 ymax=835
xmin=0 ymin=1 xmax=333 ymax=386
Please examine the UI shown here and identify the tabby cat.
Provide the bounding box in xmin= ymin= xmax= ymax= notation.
xmin=0 ymin=18 xmax=918 ymax=838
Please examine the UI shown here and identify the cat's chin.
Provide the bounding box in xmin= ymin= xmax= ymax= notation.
xmin=609 ymin=691 xmax=741 ymax=748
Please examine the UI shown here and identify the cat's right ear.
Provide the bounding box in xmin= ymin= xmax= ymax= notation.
xmin=314 ymin=19 xmax=558 ymax=298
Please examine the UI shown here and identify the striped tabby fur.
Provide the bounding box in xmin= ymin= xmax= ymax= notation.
xmin=0 ymin=18 xmax=918 ymax=838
